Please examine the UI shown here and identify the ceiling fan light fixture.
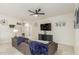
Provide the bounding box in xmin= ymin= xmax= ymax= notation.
xmin=34 ymin=14 xmax=38 ymax=17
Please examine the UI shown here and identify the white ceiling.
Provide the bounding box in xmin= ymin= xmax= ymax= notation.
xmin=0 ymin=3 xmax=75 ymax=21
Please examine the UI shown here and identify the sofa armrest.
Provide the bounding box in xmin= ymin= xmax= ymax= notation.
xmin=12 ymin=38 xmax=18 ymax=48
xmin=48 ymin=42 xmax=58 ymax=55
xmin=18 ymin=42 xmax=31 ymax=55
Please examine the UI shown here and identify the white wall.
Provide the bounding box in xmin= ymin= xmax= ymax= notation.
xmin=53 ymin=13 xmax=75 ymax=46
xmin=0 ymin=14 xmax=21 ymax=43
xmin=75 ymin=29 xmax=79 ymax=54
xmin=30 ymin=13 xmax=75 ymax=46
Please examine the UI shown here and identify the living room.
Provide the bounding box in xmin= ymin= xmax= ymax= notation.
xmin=0 ymin=3 xmax=78 ymax=55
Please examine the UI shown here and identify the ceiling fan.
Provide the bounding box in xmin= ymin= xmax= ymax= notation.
xmin=28 ymin=9 xmax=45 ymax=16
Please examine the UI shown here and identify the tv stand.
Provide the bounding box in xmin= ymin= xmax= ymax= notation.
xmin=44 ymin=31 xmax=47 ymax=35
xmin=39 ymin=34 xmax=53 ymax=41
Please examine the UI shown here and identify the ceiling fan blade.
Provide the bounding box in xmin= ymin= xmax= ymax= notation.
xmin=28 ymin=10 xmax=35 ymax=13
xmin=30 ymin=14 xmax=35 ymax=15
xmin=38 ymin=13 xmax=45 ymax=15
xmin=35 ymin=10 xmax=38 ymax=14
xmin=38 ymin=9 xmax=41 ymax=12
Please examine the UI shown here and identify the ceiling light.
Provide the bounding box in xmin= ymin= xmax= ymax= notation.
xmin=25 ymin=23 xmax=29 ymax=27
xmin=34 ymin=14 xmax=38 ymax=17
xmin=13 ymin=29 xmax=18 ymax=33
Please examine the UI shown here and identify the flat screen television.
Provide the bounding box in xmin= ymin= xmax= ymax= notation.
xmin=40 ymin=23 xmax=51 ymax=31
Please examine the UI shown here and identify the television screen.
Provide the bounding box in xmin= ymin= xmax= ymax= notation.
xmin=40 ymin=23 xmax=51 ymax=31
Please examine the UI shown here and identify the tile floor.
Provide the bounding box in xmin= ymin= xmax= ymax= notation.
xmin=0 ymin=42 xmax=22 ymax=55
